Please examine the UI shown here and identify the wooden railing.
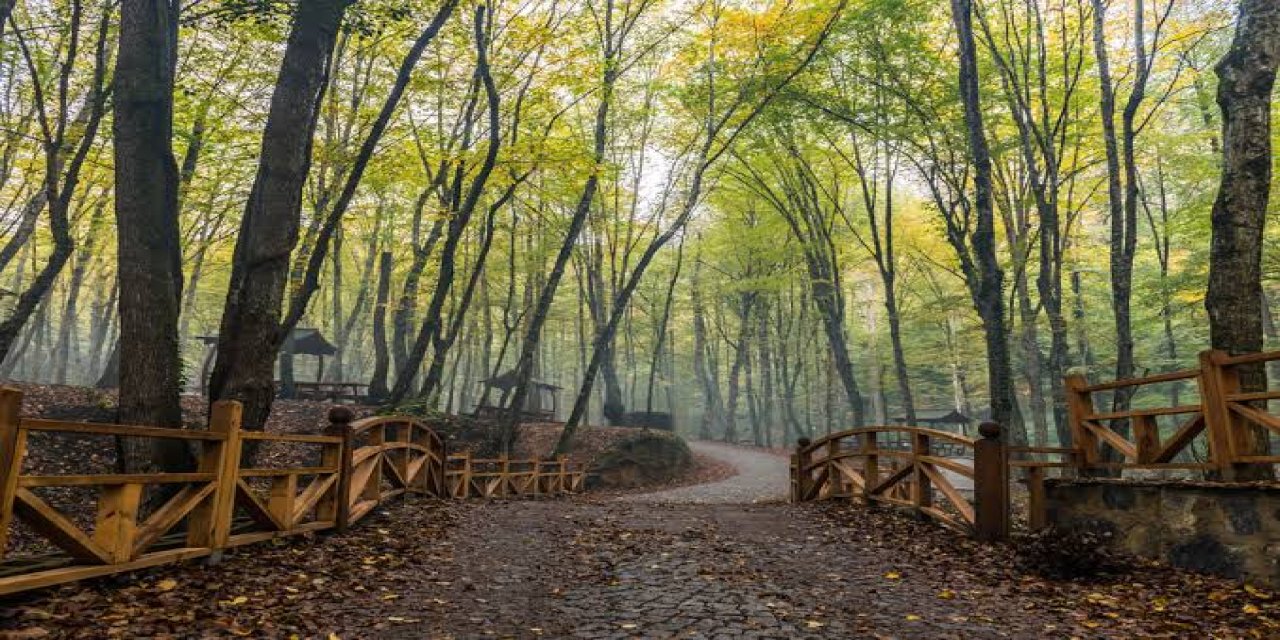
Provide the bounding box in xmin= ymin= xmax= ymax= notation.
xmin=791 ymin=424 xmax=1009 ymax=541
xmin=325 ymin=411 xmax=447 ymax=529
xmin=1064 ymin=349 xmax=1280 ymax=477
xmin=445 ymin=453 xmax=586 ymax=498
xmin=0 ymin=388 xmax=586 ymax=596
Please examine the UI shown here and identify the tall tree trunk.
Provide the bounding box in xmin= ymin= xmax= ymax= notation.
xmin=1205 ymin=0 xmax=1280 ymax=481
xmin=114 ymin=0 xmax=188 ymax=473
xmin=207 ymin=0 xmax=352 ymax=432
xmin=951 ymin=0 xmax=1021 ymax=442
xmin=367 ymin=251 xmax=393 ymax=399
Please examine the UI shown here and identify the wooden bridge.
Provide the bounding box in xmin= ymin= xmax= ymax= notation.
xmin=0 ymin=389 xmax=585 ymax=596
xmin=791 ymin=348 xmax=1280 ymax=537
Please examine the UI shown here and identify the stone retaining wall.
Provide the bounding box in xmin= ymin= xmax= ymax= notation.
xmin=1044 ymin=479 xmax=1280 ymax=586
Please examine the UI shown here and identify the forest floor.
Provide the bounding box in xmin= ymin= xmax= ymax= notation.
xmin=2 ymin=431 xmax=1280 ymax=638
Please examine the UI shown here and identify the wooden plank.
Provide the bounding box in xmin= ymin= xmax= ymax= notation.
xmin=133 ymin=483 xmax=216 ymax=554
xmin=348 ymin=457 xmax=379 ymax=505
xmin=916 ymin=455 xmax=974 ymax=478
xmin=868 ymin=464 xmax=913 ymax=496
xmin=1152 ymin=414 xmax=1205 ymax=463
xmin=234 ymin=479 xmax=285 ymax=531
xmin=19 ymin=419 xmax=225 ymax=440
xmin=1085 ymin=405 xmax=1202 ymax=421
xmin=1132 ymin=415 xmax=1160 ymax=464
xmin=223 ymin=521 xmax=334 ymax=548
xmin=19 ymin=473 xmax=216 ymax=487
xmin=1224 ymin=390 xmax=1280 ymax=403
xmin=1228 ymin=402 xmax=1280 ymax=436
xmin=187 ymin=401 xmax=241 ymax=549
xmin=1219 ymin=349 xmax=1280 ymax=366
xmin=1082 ymin=421 xmax=1138 ymax=460
xmin=0 ymin=388 xmax=27 ymax=561
xmin=0 ymin=547 xmax=213 ymax=596
xmin=920 ymin=463 xmax=974 ymax=525
xmin=12 ymin=488 xmax=111 ymax=564
xmin=267 ymin=475 xmax=297 ymax=530
xmin=292 ymin=474 xmax=337 ymax=524
xmin=1025 ymin=467 xmax=1047 ymax=531
xmin=94 ymin=483 xmax=143 ymax=563
xmin=238 ymin=432 xmax=341 ymax=444
xmin=1081 ymin=368 xmax=1200 ymax=392
xmin=237 ymin=467 xmax=339 ymax=478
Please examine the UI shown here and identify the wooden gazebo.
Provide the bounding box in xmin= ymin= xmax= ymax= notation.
xmin=197 ymin=328 xmax=347 ymax=399
xmin=473 ymin=370 xmax=561 ymax=422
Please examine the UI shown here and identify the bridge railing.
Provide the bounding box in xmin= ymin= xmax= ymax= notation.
xmin=0 ymin=387 xmax=587 ymax=596
xmin=796 ymin=348 xmax=1280 ymax=539
xmin=791 ymin=424 xmax=1009 ymax=540
xmin=445 ymin=453 xmax=586 ymax=498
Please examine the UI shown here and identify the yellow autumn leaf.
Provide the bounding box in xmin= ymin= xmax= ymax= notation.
xmin=906 ymin=614 xmax=922 ymax=621
xmin=883 ymin=571 xmax=901 ymax=580
xmin=1244 ymin=604 xmax=1262 ymax=615
xmin=157 ymin=579 xmax=178 ymax=592
xmin=937 ymin=589 xmax=956 ymax=600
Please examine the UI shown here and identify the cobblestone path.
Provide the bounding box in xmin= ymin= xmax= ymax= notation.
xmin=392 ymin=444 xmax=1130 ymax=639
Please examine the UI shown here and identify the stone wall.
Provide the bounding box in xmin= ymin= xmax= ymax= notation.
xmin=1044 ymin=478 xmax=1280 ymax=586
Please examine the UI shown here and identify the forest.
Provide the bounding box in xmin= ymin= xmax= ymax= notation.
xmin=0 ymin=0 xmax=1277 ymax=460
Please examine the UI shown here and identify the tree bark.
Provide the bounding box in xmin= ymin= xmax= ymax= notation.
xmin=207 ymin=0 xmax=352 ymax=432
xmin=950 ymin=0 xmax=1021 ymax=442
xmin=1205 ymin=0 xmax=1280 ymax=481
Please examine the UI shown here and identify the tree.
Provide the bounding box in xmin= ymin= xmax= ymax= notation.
xmin=113 ymin=0 xmax=187 ymax=470
xmin=207 ymin=0 xmax=354 ymax=432
xmin=1205 ymin=0 xmax=1280 ymax=481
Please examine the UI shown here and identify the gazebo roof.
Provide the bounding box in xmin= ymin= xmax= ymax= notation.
xmin=197 ymin=328 xmax=337 ymax=356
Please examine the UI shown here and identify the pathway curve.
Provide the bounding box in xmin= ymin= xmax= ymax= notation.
xmin=380 ymin=443 xmax=1136 ymax=639
xmin=620 ymin=441 xmax=790 ymax=504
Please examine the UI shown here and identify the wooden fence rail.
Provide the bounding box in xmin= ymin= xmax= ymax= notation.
xmin=790 ymin=423 xmax=1009 ymax=541
xmin=445 ymin=453 xmax=586 ymax=499
xmin=794 ymin=347 xmax=1280 ymax=538
xmin=0 ymin=389 xmax=585 ymax=596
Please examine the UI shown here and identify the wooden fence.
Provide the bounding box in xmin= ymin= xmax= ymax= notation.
xmin=0 ymin=388 xmax=585 ymax=596
xmin=445 ymin=454 xmax=586 ymax=498
xmin=790 ymin=424 xmax=1009 ymax=541
xmin=793 ymin=348 xmax=1280 ymax=538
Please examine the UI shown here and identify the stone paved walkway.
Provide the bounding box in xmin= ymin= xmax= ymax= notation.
xmin=620 ymin=441 xmax=790 ymax=504
xmin=389 ymin=443 xmax=1127 ymax=639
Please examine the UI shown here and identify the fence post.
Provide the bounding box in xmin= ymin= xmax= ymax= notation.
xmin=0 ymin=387 xmax=25 ymax=560
xmin=911 ymin=431 xmax=933 ymax=512
xmin=1198 ymin=350 xmax=1239 ymax=478
xmin=462 ymin=452 xmax=473 ymax=499
xmin=325 ymin=406 xmax=355 ymax=531
xmin=187 ymin=400 xmax=242 ymax=559
xmin=973 ymin=422 xmax=1010 ymax=542
xmin=1064 ymin=374 xmax=1097 ymax=474
xmin=793 ymin=438 xmax=812 ymax=502
xmin=1025 ymin=466 xmax=1047 ymax=531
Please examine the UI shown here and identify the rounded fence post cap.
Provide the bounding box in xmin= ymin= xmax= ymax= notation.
xmin=328 ymin=406 xmax=355 ymax=425
xmin=978 ymin=422 xmax=1002 ymax=439
xmin=797 ymin=437 xmax=812 ymax=448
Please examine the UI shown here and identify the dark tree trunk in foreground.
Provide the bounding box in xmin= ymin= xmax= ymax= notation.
xmin=207 ymin=0 xmax=351 ymax=433
xmin=1206 ymin=0 xmax=1280 ymax=481
xmin=950 ymin=0 xmax=1021 ymax=442
xmin=114 ymin=0 xmax=188 ymax=470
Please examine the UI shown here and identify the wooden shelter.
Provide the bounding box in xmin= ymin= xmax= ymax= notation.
xmin=473 ymin=370 xmax=561 ymax=422
xmin=196 ymin=328 xmax=340 ymax=398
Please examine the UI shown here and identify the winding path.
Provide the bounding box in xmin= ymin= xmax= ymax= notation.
xmin=621 ymin=440 xmax=790 ymax=504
